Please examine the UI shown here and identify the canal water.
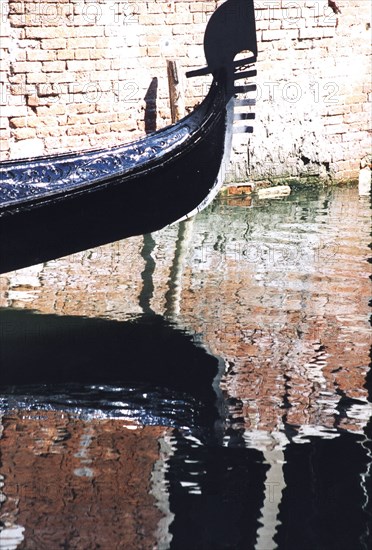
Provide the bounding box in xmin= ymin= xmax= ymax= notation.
xmin=0 ymin=185 xmax=371 ymax=549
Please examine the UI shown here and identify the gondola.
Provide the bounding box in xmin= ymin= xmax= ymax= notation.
xmin=0 ymin=0 xmax=257 ymax=274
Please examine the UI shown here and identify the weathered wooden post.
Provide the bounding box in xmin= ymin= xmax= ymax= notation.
xmin=166 ymin=60 xmax=185 ymax=123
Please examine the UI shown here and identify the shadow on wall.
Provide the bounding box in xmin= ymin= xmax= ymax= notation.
xmin=144 ymin=77 xmax=158 ymax=134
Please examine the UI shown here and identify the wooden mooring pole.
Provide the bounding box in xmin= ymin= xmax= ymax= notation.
xmin=166 ymin=59 xmax=185 ymax=123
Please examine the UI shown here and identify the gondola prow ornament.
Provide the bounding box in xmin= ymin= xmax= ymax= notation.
xmin=187 ymin=0 xmax=257 ymax=83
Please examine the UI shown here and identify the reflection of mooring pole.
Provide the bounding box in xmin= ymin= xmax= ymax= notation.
xmin=139 ymin=233 xmax=157 ymax=316
xmin=164 ymin=218 xmax=194 ymax=320
xmin=138 ymin=60 xmax=182 ymax=317
xmin=255 ymin=435 xmax=288 ymax=550
xmin=164 ymin=59 xmax=190 ymax=320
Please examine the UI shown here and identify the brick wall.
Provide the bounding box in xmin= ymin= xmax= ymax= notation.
xmin=0 ymin=0 xmax=371 ymax=183
xmin=0 ymin=0 xmax=215 ymax=159
xmin=249 ymin=0 xmax=371 ymax=183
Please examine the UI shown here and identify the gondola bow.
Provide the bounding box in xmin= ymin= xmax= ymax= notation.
xmin=0 ymin=0 xmax=257 ymax=273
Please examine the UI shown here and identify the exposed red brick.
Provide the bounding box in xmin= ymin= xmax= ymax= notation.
xmin=67 ymin=124 xmax=91 ymax=136
xmin=12 ymin=61 xmax=42 ymax=73
xmin=95 ymin=122 xmax=110 ymax=134
xmin=25 ymin=26 xmax=74 ymax=39
xmin=41 ymin=38 xmax=66 ymax=50
xmin=41 ymin=61 xmax=66 ymax=72
xmin=13 ymin=126 xmax=36 ymax=139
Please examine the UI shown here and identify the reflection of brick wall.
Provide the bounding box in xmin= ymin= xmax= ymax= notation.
xmin=0 ymin=1 xmax=370 ymax=182
xmin=0 ymin=412 xmax=165 ymax=549
xmin=176 ymin=190 xmax=372 ymax=433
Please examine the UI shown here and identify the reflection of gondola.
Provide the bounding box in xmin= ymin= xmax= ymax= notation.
xmin=0 ymin=308 xmax=223 ymax=431
xmin=0 ymin=0 xmax=257 ymax=274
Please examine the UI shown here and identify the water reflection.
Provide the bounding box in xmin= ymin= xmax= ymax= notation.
xmin=0 ymin=410 xmax=169 ymax=549
xmin=0 ymin=309 xmax=222 ymax=431
xmin=0 ymin=186 xmax=371 ymax=549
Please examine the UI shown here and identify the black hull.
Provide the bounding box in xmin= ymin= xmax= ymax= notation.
xmin=0 ymin=78 xmax=227 ymax=274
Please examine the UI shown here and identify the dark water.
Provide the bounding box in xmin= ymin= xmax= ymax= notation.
xmin=0 ymin=186 xmax=371 ymax=549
